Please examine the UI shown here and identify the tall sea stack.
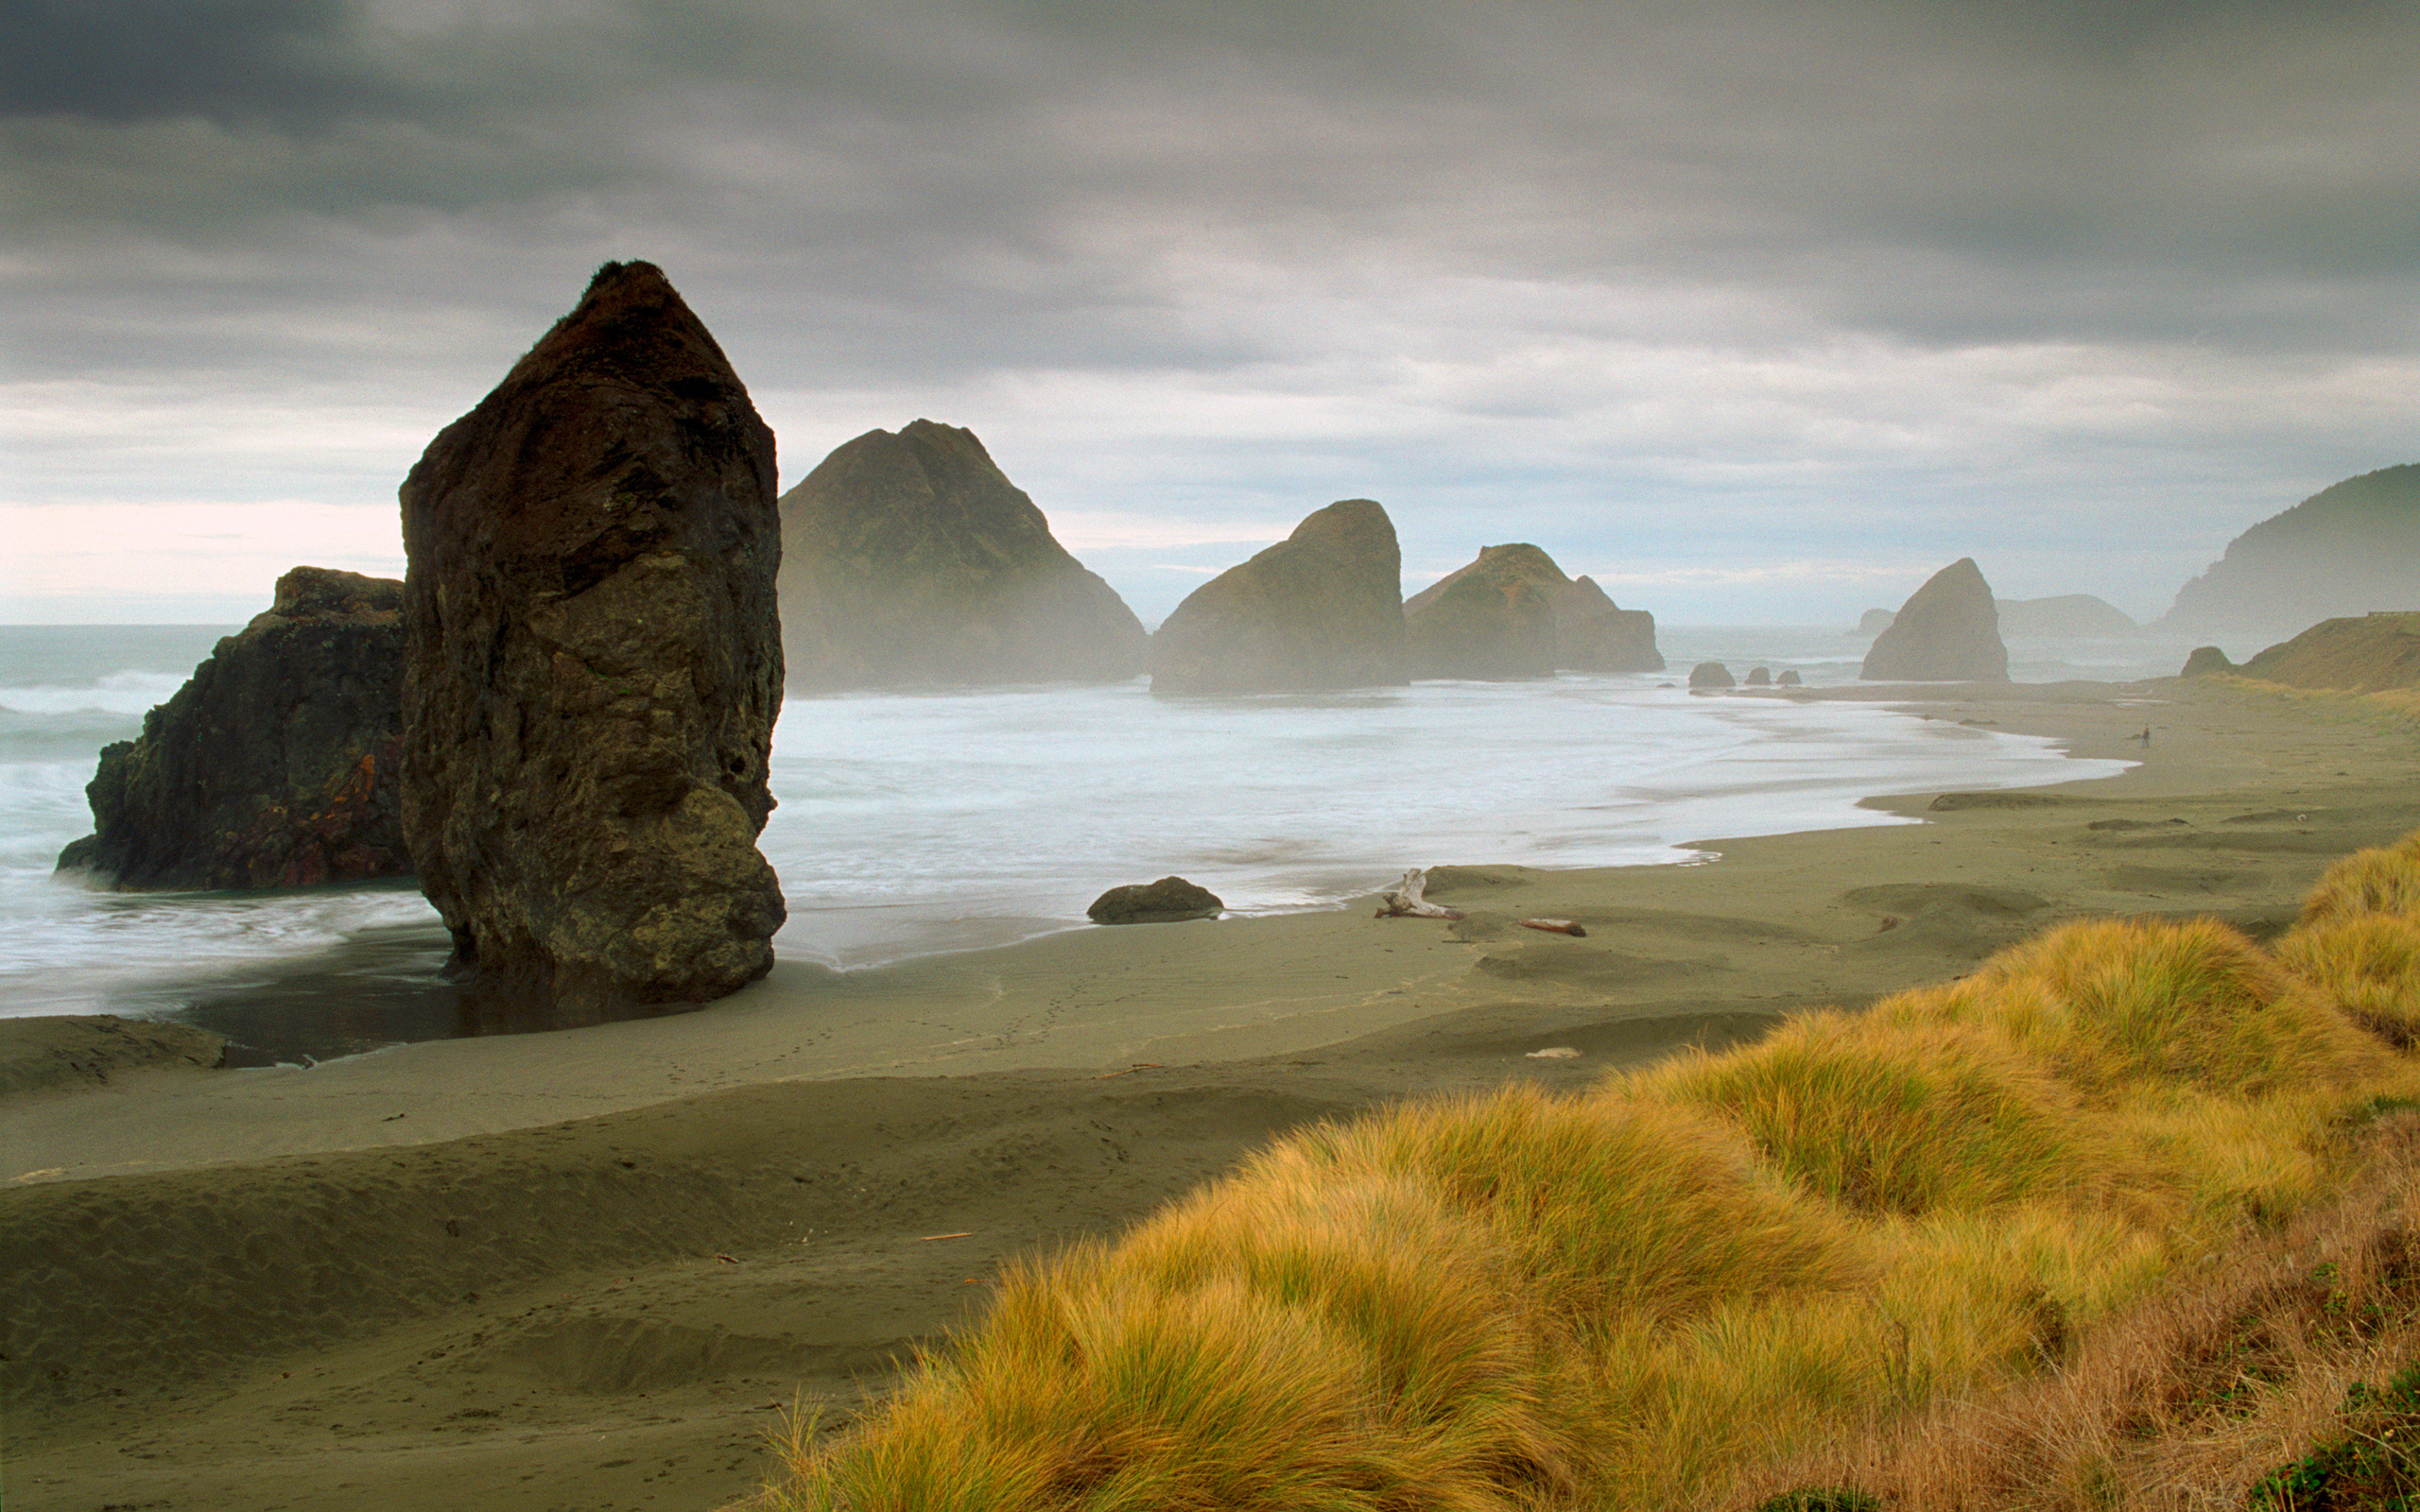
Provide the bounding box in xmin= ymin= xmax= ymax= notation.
xmin=398 ymin=261 xmax=786 ymax=1022
xmin=1860 ymin=558 xmax=2010 ymax=681
xmin=777 ymin=420 xmax=1147 ymax=692
xmin=1404 ymin=542 xmax=1662 ymax=678
xmin=1150 ymin=499 xmax=1408 ymax=694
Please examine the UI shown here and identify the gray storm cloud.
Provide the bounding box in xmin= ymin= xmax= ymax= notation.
xmin=4 ymin=0 xmax=2415 ymax=622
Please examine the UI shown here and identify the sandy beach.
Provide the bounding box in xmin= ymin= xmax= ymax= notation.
xmin=6 ymin=676 xmax=2417 ymax=1512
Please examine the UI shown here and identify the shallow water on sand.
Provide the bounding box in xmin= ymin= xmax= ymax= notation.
xmin=0 ymin=624 xmax=2161 ymax=1059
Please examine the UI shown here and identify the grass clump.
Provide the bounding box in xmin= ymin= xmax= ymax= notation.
xmin=754 ymin=836 xmax=2420 ymax=1512
xmin=2302 ymin=835 xmax=2420 ymax=929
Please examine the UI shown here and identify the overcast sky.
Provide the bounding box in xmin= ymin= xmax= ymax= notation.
xmin=4 ymin=0 xmax=2414 ymax=627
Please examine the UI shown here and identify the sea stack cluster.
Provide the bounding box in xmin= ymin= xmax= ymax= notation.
xmin=398 ymin=261 xmax=786 ymax=1021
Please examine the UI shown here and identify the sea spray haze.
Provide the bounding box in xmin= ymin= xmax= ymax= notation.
xmin=398 ymin=260 xmax=786 ymax=1023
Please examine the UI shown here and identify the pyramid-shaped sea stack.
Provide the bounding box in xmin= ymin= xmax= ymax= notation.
xmin=777 ymin=421 xmax=1146 ymax=692
xmin=1860 ymin=558 xmax=2009 ymax=681
xmin=1150 ymin=499 xmax=1408 ymax=694
xmin=1404 ymin=542 xmax=1662 ymax=678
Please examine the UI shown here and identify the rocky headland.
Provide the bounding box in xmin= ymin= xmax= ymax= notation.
xmin=1403 ymin=543 xmax=1662 ymax=679
xmin=1150 ymin=498 xmax=1409 ymax=694
xmin=398 ymin=260 xmax=786 ymax=1022
xmin=55 ymin=566 xmax=411 ymax=891
xmin=1860 ymin=558 xmax=2010 ymax=681
xmin=2160 ymin=463 xmax=2420 ymax=639
xmin=777 ymin=420 xmax=1148 ymax=692
xmin=1994 ymin=593 xmax=2138 ymax=637
xmin=2217 ymin=611 xmax=2420 ymax=693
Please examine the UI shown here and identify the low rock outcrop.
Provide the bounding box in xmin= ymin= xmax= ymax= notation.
xmin=1087 ymin=876 xmax=1223 ymax=924
xmin=1150 ymin=499 xmax=1408 ymax=694
xmin=399 ymin=260 xmax=786 ymax=1022
xmin=1744 ymin=666 xmax=1772 ymax=686
xmin=1860 ymin=558 xmax=2009 ymax=682
xmin=1402 ymin=543 xmax=1663 ymax=679
xmin=2181 ymin=645 xmax=2236 ymax=677
xmin=778 ymin=421 xmax=1148 ymax=692
xmin=56 ymin=566 xmax=410 ymax=890
xmin=1776 ymin=670 xmax=1803 ymax=686
xmin=1688 ymin=662 xmax=1735 ymax=690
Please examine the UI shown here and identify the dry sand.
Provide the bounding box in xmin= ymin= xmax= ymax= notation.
xmin=6 ymin=677 xmax=2417 ymax=1512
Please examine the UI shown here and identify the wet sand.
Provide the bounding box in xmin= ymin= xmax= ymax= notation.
xmin=6 ymin=677 xmax=2417 ymax=1512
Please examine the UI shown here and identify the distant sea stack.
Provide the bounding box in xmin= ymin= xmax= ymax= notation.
xmin=1995 ymin=595 xmax=2138 ymax=637
xmin=777 ymin=421 xmax=1148 ymax=692
xmin=1150 ymin=499 xmax=1409 ymax=694
xmin=1860 ymin=558 xmax=2009 ymax=681
xmin=2160 ymin=464 xmax=2420 ymax=639
xmin=1403 ymin=543 xmax=1661 ymax=679
xmin=398 ymin=261 xmax=786 ymax=1022
xmin=55 ymin=566 xmax=410 ymax=890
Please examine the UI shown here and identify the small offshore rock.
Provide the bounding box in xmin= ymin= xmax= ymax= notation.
xmin=56 ymin=566 xmax=409 ymax=890
xmin=1776 ymin=669 xmax=1803 ymax=685
xmin=1688 ymin=662 xmax=1736 ymax=690
xmin=1088 ymin=877 xmax=1224 ymax=925
xmin=1744 ymin=665 xmax=1772 ymax=686
xmin=2180 ymin=644 xmax=2236 ymax=677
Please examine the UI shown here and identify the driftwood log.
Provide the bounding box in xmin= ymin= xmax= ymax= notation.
xmin=1374 ymin=868 xmax=1463 ymax=920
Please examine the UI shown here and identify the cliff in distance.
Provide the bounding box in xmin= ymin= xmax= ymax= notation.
xmin=2161 ymin=464 xmax=2420 ymax=640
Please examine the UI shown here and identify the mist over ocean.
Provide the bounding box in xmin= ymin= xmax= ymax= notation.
xmin=0 ymin=623 xmax=2190 ymax=1060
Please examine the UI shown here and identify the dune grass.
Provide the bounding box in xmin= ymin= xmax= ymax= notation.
xmin=752 ymin=829 xmax=2420 ymax=1511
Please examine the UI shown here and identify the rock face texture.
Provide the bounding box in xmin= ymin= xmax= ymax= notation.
xmin=1995 ymin=594 xmax=2138 ymax=637
xmin=1150 ymin=499 xmax=1408 ymax=694
xmin=778 ymin=421 xmax=1148 ymax=692
xmin=2161 ymin=465 xmax=2420 ymax=640
xmin=398 ymin=261 xmax=786 ymax=1021
xmin=2232 ymin=613 xmax=2420 ymax=693
xmin=56 ymin=567 xmax=411 ymax=890
xmin=1087 ymin=876 xmax=1223 ymax=925
xmin=1402 ymin=543 xmax=1662 ymax=679
xmin=1861 ymin=558 xmax=2010 ymax=682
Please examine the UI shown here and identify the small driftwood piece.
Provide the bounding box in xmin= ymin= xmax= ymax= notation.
xmin=1375 ymin=868 xmax=1463 ymax=920
xmin=1519 ymin=919 xmax=1587 ymax=937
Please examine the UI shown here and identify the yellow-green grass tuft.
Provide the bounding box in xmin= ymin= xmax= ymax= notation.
xmin=1622 ymin=1010 xmax=2106 ymax=1216
xmin=1281 ymin=1083 xmax=1868 ymax=1329
xmin=2279 ymin=914 xmax=2420 ymax=1049
xmin=2300 ymin=833 xmax=2420 ymax=927
xmin=1931 ymin=916 xmax=2391 ymax=1099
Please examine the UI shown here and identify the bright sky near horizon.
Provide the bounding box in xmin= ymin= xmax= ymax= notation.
xmin=4 ymin=0 xmax=2415 ymax=627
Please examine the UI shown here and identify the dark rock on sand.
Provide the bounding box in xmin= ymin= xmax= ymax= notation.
xmin=2160 ymin=464 xmax=2420 ymax=639
xmin=56 ymin=566 xmax=410 ymax=890
xmin=1688 ymin=662 xmax=1736 ymax=690
xmin=1405 ymin=545 xmax=1662 ymax=675
xmin=1996 ymin=594 xmax=2138 ymax=637
xmin=2182 ymin=644 xmax=2237 ymax=677
xmin=777 ymin=421 xmax=1148 ymax=692
xmin=2233 ymin=612 xmax=2420 ymax=694
xmin=1088 ymin=876 xmax=1224 ymax=924
xmin=1861 ymin=558 xmax=2009 ymax=682
xmin=399 ymin=260 xmax=786 ymax=1021
xmin=1150 ymin=499 xmax=1407 ymax=694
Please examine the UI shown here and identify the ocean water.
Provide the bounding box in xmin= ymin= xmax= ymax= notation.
xmin=0 ymin=624 xmax=2180 ymax=1059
